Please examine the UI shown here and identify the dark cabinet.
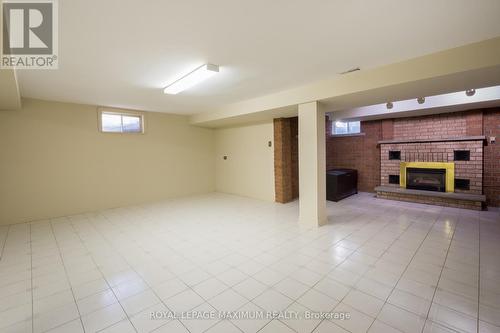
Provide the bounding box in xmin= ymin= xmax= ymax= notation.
xmin=326 ymin=169 xmax=358 ymax=202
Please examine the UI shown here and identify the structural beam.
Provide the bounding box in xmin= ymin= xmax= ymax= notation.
xmin=191 ymin=37 xmax=500 ymax=127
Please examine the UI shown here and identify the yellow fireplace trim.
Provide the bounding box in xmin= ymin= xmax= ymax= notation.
xmin=400 ymin=162 xmax=455 ymax=193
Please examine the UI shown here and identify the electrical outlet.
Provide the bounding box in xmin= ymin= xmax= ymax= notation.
xmin=268 ymin=141 xmax=272 ymax=147
xmin=490 ymin=136 xmax=496 ymax=144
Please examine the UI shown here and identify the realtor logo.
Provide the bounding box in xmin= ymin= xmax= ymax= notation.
xmin=1 ymin=0 xmax=58 ymax=69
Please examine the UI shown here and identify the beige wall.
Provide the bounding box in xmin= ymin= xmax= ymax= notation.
xmin=0 ymin=99 xmax=215 ymax=225
xmin=215 ymin=122 xmax=275 ymax=201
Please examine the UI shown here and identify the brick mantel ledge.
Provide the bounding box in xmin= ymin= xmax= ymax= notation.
xmin=378 ymin=136 xmax=486 ymax=145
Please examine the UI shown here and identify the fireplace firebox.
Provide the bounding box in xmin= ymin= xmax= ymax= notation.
xmin=406 ymin=168 xmax=446 ymax=192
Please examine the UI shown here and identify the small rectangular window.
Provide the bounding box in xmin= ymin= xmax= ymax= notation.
xmin=454 ymin=150 xmax=470 ymax=161
xmin=99 ymin=110 xmax=144 ymax=134
xmin=389 ymin=151 xmax=401 ymax=160
xmin=333 ymin=121 xmax=361 ymax=135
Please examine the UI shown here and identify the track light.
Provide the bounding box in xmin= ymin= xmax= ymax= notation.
xmin=417 ymin=97 xmax=425 ymax=104
xmin=465 ymin=89 xmax=476 ymax=97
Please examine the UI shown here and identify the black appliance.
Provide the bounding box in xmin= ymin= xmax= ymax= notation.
xmin=406 ymin=168 xmax=446 ymax=192
xmin=326 ymin=169 xmax=358 ymax=202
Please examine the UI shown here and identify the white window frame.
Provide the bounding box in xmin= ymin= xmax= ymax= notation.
xmin=332 ymin=120 xmax=361 ymax=135
xmin=98 ymin=108 xmax=145 ymax=134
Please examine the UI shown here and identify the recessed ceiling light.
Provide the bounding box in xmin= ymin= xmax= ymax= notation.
xmin=465 ymin=89 xmax=476 ymax=97
xmin=164 ymin=64 xmax=219 ymax=95
xmin=417 ymin=97 xmax=425 ymax=104
xmin=386 ymin=102 xmax=394 ymax=109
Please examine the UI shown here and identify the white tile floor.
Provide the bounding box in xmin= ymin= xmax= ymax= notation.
xmin=0 ymin=192 xmax=499 ymax=333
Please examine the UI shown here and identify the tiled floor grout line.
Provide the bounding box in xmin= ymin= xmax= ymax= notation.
xmin=420 ymin=215 xmax=459 ymax=333
xmin=305 ymin=218 xmax=405 ymax=333
xmin=1 ymin=194 xmax=496 ymax=333
xmin=96 ymin=210 xmax=303 ymax=332
xmin=127 ymin=213 xmax=280 ymax=333
xmin=47 ymin=220 xmax=87 ymax=333
xmin=85 ymin=215 xmax=197 ymax=333
xmin=366 ymin=211 xmax=444 ymax=333
xmin=110 ymin=210 xmax=381 ymax=333
xmin=306 ymin=216 xmax=410 ymax=331
xmin=336 ymin=210 xmax=427 ymax=331
xmin=68 ymin=217 xmax=143 ymax=333
xmin=321 ymin=207 xmax=450 ymax=332
xmin=254 ymin=216 xmax=380 ymax=333
xmin=274 ymin=212 xmax=415 ymax=333
xmin=255 ymin=224 xmax=374 ymax=333
xmin=93 ymin=213 xmax=232 ymax=333
xmin=131 ymin=217 xmax=237 ymax=278
xmin=117 ymin=209 xmax=246 ymax=280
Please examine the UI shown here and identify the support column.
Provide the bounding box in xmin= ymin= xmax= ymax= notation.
xmin=298 ymin=101 xmax=326 ymax=226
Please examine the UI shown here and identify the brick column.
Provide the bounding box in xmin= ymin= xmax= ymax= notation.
xmin=274 ymin=118 xmax=293 ymax=203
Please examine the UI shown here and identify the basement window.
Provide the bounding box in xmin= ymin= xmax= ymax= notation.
xmin=99 ymin=110 xmax=144 ymax=134
xmin=333 ymin=121 xmax=360 ymax=135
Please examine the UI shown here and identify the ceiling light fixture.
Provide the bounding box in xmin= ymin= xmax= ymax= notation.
xmin=164 ymin=64 xmax=219 ymax=94
xmin=386 ymin=102 xmax=393 ymax=109
xmin=465 ymin=89 xmax=476 ymax=97
xmin=417 ymin=97 xmax=425 ymax=104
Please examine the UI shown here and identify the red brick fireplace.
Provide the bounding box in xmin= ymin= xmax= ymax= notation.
xmin=378 ymin=137 xmax=485 ymax=209
xmin=326 ymin=108 xmax=500 ymax=209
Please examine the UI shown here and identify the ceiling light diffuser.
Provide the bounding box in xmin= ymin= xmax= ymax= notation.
xmin=164 ymin=64 xmax=219 ymax=94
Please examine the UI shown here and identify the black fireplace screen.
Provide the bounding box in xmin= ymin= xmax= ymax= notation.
xmin=406 ymin=168 xmax=446 ymax=192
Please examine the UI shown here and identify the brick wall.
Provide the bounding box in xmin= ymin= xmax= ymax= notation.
xmin=326 ymin=118 xmax=381 ymax=192
xmin=393 ymin=112 xmax=468 ymax=140
xmin=483 ymin=108 xmax=500 ymax=207
xmin=381 ymin=119 xmax=394 ymax=140
xmin=466 ymin=110 xmax=483 ymax=136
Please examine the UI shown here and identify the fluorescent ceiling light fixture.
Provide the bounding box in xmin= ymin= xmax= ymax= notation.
xmin=164 ymin=64 xmax=219 ymax=94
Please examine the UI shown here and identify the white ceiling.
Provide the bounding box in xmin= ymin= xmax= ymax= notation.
xmin=17 ymin=0 xmax=500 ymax=115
